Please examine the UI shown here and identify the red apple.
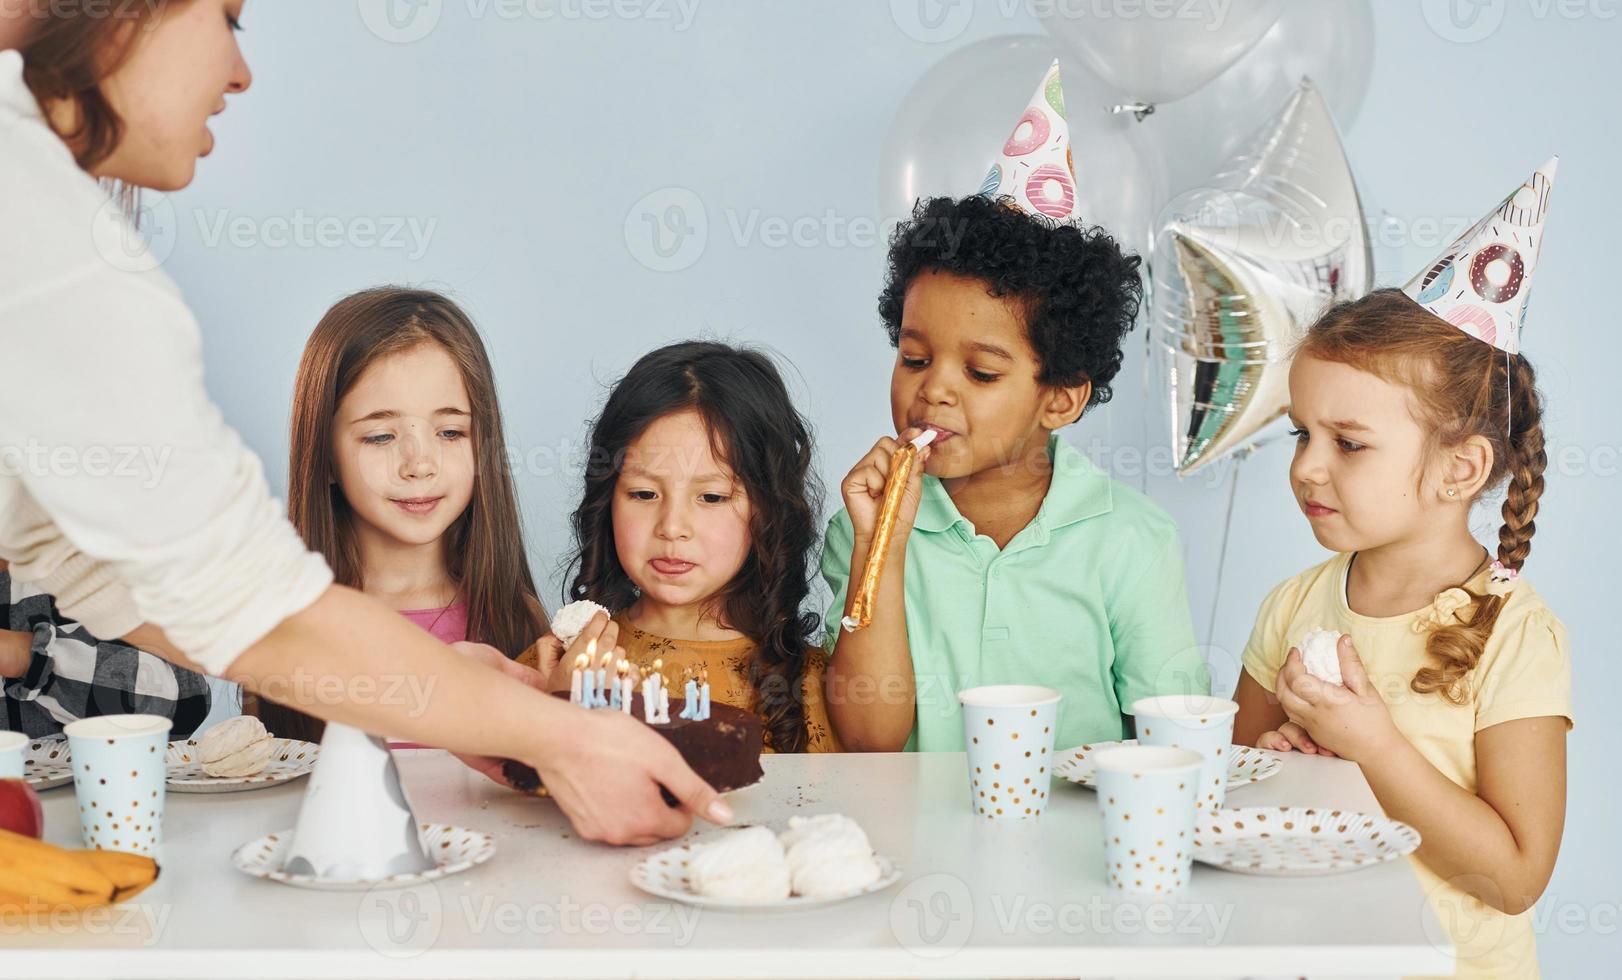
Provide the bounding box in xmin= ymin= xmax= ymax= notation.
xmin=0 ymin=778 xmax=44 ymax=838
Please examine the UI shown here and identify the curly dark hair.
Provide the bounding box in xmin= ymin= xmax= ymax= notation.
xmin=565 ymin=342 xmax=824 ymax=753
xmin=877 ymin=195 xmax=1144 ymax=409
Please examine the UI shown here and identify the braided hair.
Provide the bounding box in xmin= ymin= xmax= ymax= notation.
xmin=1301 ymin=289 xmax=1547 ymax=704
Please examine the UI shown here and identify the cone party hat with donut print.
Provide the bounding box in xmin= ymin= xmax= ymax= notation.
xmin=1402 ymin=157 xmax=1557 ymax=355
xmin=977 ymin=59 xmax=1078 ymax=222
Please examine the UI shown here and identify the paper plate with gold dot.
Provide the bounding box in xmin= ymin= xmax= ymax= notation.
xmin=1192 ymin=806 xmax=1420 ymax=876
xmin=231 ymin=823 xmax=495 ymax=891
xmin=22 ymin=736 xmax=74 ymax=791
xmin=166 ymin=737 xmax=320 ymax=793
xmin=1055 ymin=739 xmax=1281 ymax=791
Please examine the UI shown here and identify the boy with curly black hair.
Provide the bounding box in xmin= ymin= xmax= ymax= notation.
xmin=822 ymin=194 xmax=1208 ymax=752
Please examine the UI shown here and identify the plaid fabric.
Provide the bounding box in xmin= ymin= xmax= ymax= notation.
xmin=1 ymin=571 xmax=211 ymax=738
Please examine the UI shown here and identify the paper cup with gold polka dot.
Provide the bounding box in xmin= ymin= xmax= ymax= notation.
xmin=0 ymin=730 xmax=26 ymax=779
xmin=1131 ymin=695 xmax=1239 ymax=812
xmin=63 ymin=714 xmax=171 ymax=856
xmin=958 ymin=685 xmax=1062 ymax=819
xmin=1094 ymin=745 xmax=1202 ymax=895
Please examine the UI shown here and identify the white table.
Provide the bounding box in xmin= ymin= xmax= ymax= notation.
xmin=8 ymin=749 xmax=1453 ymax=978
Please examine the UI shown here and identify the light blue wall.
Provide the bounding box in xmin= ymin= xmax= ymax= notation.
xmin=166 ymin=2 xmax=1617 ymax=971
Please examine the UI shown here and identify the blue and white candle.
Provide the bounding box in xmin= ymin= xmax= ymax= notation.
xmin=680 ymin=675 xmax=699 ymax=720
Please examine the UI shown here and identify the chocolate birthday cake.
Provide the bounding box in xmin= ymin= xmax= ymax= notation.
xmin=502 ymin=691 xmax=764 ymax=799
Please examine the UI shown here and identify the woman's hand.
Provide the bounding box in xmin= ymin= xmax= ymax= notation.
xmin=1274 ymin=635 xmax=1399 ymax=764
xmin=445 ymin=640 xmax=559 ymax=786
xmin=532 ymin=708 xmax=734 ymax=846
xmin=841 ymin=428 xmax=933 ymax=543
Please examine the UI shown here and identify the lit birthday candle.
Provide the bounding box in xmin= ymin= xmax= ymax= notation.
xmin=608 ymin=659 xmax=623 ymax=710
xmin=656 ymin=670 xmax=671 ymax=723
xmin=640 ymin=665 xmax=655 ymax=722
xmin=618 ymin=659 xmax=634 ymax=715
xmin=597 ymin=647 xmax=615 ymax=709
xmin=698 ymin=668 xmax=711 ymax=721
xmin=584 ymin=639 xmax=601 ymax=707
xmin=569 ymin=652 xmax=588 ymax=706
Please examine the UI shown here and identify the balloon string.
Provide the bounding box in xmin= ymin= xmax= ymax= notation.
xmin=1140 ymin=310 xmax=1152 ymax=494
xmin=1206 ymin=448 xmax=1249 ymax=650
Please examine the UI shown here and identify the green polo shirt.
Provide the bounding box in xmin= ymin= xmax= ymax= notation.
xmin=821 ymin=434 xmax=1208 ymax=752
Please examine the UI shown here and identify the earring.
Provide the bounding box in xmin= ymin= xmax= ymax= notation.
xmin=1446 ymin=487 xmax=1458 ymax=497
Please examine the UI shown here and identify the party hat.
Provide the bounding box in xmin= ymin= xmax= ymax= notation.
xmin=281 ymin=722 xmax=433 ymax=880
xmin=1402 ymin=158 xmax=1557 ymax=355
xmin=977 ymin=59 xmax=1078 ymax=221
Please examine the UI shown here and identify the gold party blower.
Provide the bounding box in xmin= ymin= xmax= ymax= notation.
xmin=841 ymin=429 xmax=937 ymax=632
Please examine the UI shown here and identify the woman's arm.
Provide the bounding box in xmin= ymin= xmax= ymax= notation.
xmin=226 ymin=585 xmax=732 ymax=845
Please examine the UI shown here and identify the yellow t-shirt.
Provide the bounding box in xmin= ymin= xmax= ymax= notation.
xmin=1242 ymin=553 xmax=1572 ymax=980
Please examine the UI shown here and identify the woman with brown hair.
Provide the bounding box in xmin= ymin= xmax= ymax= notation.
xmin=0 ymin=1 xmax=731 ymax=843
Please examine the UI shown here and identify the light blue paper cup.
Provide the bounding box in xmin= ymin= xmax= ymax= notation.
xmin=0 ymin=730 xmax=26 ymax=779
xmin=959 ymin=685 xmax=1063 ymax=820
xmin=63 ymin=714 xmax=171 ymax=855
xmin=1132 ymin=695 xmax=1239 ymax=812
xmin=1094 ymin=745 xmax=1203 ymax=895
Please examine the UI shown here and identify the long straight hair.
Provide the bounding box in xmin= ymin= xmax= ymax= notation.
xmin=566 ymin=342 xmax=823 ymax=752
xmin=255 ymin=288 xmax=546 ymax=742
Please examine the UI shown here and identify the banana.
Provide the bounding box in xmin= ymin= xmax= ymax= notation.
xmin=0 ymin=829 xmax=116 ymax=910
xmin=74 ymin=848 xmax=159 ymax=902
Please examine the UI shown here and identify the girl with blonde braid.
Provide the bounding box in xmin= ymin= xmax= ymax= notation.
xmin=1233 ymin=157 xmax=1569 ymax=980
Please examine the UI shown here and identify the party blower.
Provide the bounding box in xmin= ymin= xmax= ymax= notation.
xmin=281 ymin=722 xmax=433 ymax=880
xmin=842 ymin=429 xmax=937 ymax=632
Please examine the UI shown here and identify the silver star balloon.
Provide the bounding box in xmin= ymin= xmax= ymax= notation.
xmin=1148 ymin=79 xmax=1372 ymax=475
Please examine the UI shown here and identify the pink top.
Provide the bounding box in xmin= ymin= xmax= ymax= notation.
xmin=388 ymin=604 xmax=469 ymax=750
xmin=399 ymin=603 xmax=469 ymax=645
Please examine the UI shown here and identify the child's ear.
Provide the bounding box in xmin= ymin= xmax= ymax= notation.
xmin=1442 ymin=434 xmax=1494 ymax=501
xmin=1041 ymin=381 xmax=1091 ymax=429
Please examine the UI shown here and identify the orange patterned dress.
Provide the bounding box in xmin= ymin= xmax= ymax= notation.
xmin=609 ymin=614 xmax=840 ymax=753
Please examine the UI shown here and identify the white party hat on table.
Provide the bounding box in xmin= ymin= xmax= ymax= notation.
xmin=977 ymin=59 xmax=1078 ymax=221
xmin=1402 ymin=157 xmax=1557 ymax=355
xmin=282 ymin=722 xmax=433 ymax=879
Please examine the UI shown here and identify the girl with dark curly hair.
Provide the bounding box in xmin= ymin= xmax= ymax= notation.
xmin=549 ymin=342 xmax=837 ymax=753
xmin=823 ymin=194 xmax=1208 ymax=754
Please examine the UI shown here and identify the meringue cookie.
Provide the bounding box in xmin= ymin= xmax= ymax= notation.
xmin=198 ymin=715 xmax=275 ymax=777
xmin=688 ymin=826 xmax=792 ymax=903
xmin=780 ymin=814 xmax=882 ymax=898
xmin=1297 ymin=629 xmax=1345 ymax=686
xmin=550 ymin=600 xmax=612 ymax=647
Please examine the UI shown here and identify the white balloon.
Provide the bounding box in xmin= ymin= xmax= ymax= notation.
xmin=1137 ymin=0 xmax=1377 ymax=198
xmin=878 ymin=35 xmax=1166 ymax=257
xmin=1036 ymin=0 xmax=1285 ymax=107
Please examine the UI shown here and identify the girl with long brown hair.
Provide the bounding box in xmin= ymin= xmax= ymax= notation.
xmin=546 ymin=341 xmax=838 ymax=753
xmin=247 ymin=287 xmax=553 ymax=744
xmin=1233 ymin=280 xmax=1569 ymax=976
